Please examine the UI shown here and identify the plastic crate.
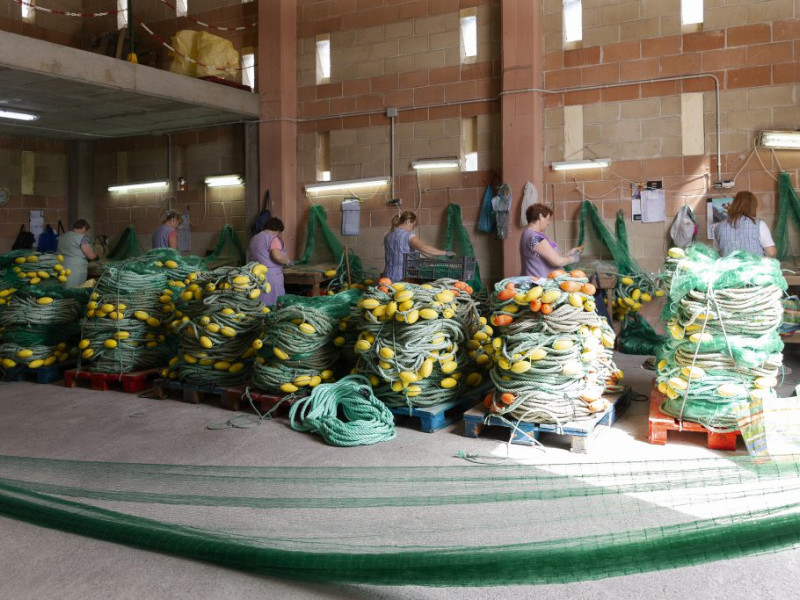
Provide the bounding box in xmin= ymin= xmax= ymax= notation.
xmin=402 ymin=251 xmax=476 ymax=282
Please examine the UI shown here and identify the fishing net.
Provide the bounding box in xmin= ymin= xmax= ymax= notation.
xmin=0 ymin=453 xmax=799 ymax=585
xmin=443 ymin=203 xmax=483 ymax=292
xmin=353 ymin=279 xmax=484 ymax=409
xmin=484 ymin=270 xmax=621 ymax=424
xmin=203 ymin=224 xmax=247 ymax=268
xmin=106 ymin=226 xmax=145 ymax=261
xmin=655 ymin=245 xmax=786 ymax=431
xmin=251 ymin=291 xmax=360 ymax=395
xmin=774 ymin=171 xmax=800 ymax=261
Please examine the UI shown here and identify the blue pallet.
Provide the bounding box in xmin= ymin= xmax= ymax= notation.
xmin=462 ymin=388 xmax=631 ymax=453
xmin=1 ymin=361 xmax=75 ymax=385
xmin=389 ymin=381 xmax=494 ymax=433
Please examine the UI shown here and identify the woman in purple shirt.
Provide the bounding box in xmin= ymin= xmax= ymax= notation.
xmin=520 ymin=203 xmax=582 ymax=279
xmin=383 ymin=211 xmax=449 ymax=282
xmin=249 ymin=217 xmax=291 ymax=305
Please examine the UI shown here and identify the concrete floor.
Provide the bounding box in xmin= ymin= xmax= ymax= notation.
xmin=1 ymin=350 xmax=799 ymax=599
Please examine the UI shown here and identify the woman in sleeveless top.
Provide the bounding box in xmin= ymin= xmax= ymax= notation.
xmin=383 ymin=211 xmax=450 ymax=282
xmin=249 ymin=217 xmax=291 ymax=305
xmin=152 ymin=210 xmax=182 ymax=249
xmin=520 ymin=203 xmax=582 ymax=279
xmin=57 ymin=219 xmax=98 ymax=288
xmin=713 ymin=190 xmax=776 ymax=257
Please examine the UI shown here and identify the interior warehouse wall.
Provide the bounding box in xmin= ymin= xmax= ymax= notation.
xmin=0 ymin=137 xmax=68 ymax=252
xmin=93 ymin=125 xmax=246 ymax=256
xmin=295 ymin=0 xmax=504 ymax=283
xmin=542 ymin=0 xmax=800 ymax=275
xmin=0 ymin=0 xmax=82 ymax=44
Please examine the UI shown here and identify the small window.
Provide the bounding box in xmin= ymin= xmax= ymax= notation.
xmin=242 ymin=50 xmax=255 ymax=90
xmin=682 ymin=0 xmax=703 ymax=26
xmin=564 ymin=0 xmax=582 ymax=45
xmin=176 ymin=0 xmax=187 ymax=18
xmin=463 ymin=117 xmax=478 ymax=172
xmin=117 ymin=0 xmax=127 ymax=29
xmin=316 ymin=34 xmax=331 ymax=84
xmin=317 ymin=132 xmax=331 ymax=181
xmin=21 ymin=0 xmax=35 ymax=23
xmin=460 ymin=9 xmax=477 ymax=64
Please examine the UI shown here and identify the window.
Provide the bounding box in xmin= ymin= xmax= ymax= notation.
xmin=21 ymin=0 xmax=35 ymax=23
xmin=242 ymin=50 xmax=255 ymax=90
xmin=117 ymin=0 xmax=127 ymax=30
xmin=682 ymin=0 xmax=703 ymax=26
xmin=316 ymin=34 xmax=331 ymax=84
xmin=176 ymin=0 xmax=187 ymax=18
xmin=563 ymin=0 xmax=582 ymax=45
xmin=317 ymin=132 xmax=331 ymax=181
xmin=463 ymin=117 xmax=478 ymax=172
xmin=460 ymin=8 xmax=477 ymax=64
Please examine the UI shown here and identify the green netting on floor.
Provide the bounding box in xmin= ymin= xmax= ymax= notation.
xmin=0 ymin=454 xmax=798 ymax=585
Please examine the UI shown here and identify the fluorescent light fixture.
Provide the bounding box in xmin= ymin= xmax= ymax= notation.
xmin=412 ymin=158 xmax=460 ymax=171
xmin=551 ymin=158 xmax=611 ymax=171
xmin=305 ymin=176 xmax=389 ymax=194
xmin=758 ymin=130 xmax=800 ymax=149
xmin=204 ymin=174 xmax=243 ymax=187
xmin=0 ymin=109 xmax=38 ymax=122
xmin=108 ymin=180 xmax=169 ymax=193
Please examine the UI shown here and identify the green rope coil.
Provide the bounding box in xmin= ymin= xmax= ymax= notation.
xmin=288 ymin=374 xmax=396 ymax=446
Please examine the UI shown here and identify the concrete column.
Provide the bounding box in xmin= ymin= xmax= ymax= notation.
xmin=67 ymin=140 xmax=94 ymax=228
xmin=244 ymin=122 xmax=260 ymax=234
xmin=501 ymin=0 xmax=544 ymax=277
xmin=257 ymin=0 xmax=297 ymax=254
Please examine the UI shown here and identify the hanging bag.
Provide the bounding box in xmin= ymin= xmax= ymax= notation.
xmin=11 ymin=224 xmax=36 ymax=251
xmin=477 ymin=185 xmax=496 ymax=233
xmin=669 ymin=205 xmax=697 ymax=248
xmin=37 ymin=223 xmax=60 ymax=253
xmin=519 ymin=181 xmax=538 ymax=227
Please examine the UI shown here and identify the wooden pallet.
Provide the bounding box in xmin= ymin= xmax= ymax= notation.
xmin=462 ymin=388 xmax=631 ymax=453
xmin=152 ymin=377 xmax=232 ymax=408
xmin=1 ymin=360 xmax=75 ymax=385
xmin=64 ymin=368 xmax=160 ymax=393
xmin=648 ymin=382 xmax=740 ymax=450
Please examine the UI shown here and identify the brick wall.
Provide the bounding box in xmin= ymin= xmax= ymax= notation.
xmin=295 ymin=0 xmax=503 ymax=282
xmin=543 ymin=0 xmax=800 ymax=273
xmin=0 ymin=137 xmax=68 ymax=252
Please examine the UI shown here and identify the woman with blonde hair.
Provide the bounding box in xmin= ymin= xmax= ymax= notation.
xmin=383 ymin=211 xmax=450 ymax=282
xmin=713 ymin=190 xmax=776 ymax=257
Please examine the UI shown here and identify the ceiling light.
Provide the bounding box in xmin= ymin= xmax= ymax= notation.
xmin=551 ymin=158 xmax=611 ymax=171
xmin=758 ymin=130 xmax=800 ymax=149
xmin=108 ymin=180 xmax=169 ymax=193
xmin=411 ymin=158 xmax=460 ymax=171
xmin=205 ymin=175 xmax=243 ymax=187
xmin=305 ymin=176 xmax=389 ymax=194
xmin=0 ymin=109 xmax=38 ymax=122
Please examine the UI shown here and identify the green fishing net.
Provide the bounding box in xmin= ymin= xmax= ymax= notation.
xmin=297 ymin=205 xmax=367 ymax=288
xmin=106 ymin=226 xmax=144 ymax=261
xmin=774 ymin=171 xmax=800 ymax=261
xmin=443 ymin=203 xmax=483 ymax=292
xmin=203 ymin=225 xmax=247 ymax=268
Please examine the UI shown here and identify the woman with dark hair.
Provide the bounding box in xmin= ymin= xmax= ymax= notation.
xmin=152 ymin=210 xmax=182 ymax=250
xmin=520 ymin=203 xmax=582 ymax=278
xmin=713 ymin=190 xmax=776 ymax=257
xmin=383 ymin=211 xmax=450 ymax=282
xmin=57 ymin=219 xmax=98 ymax=288
xmin=248 ymin=217 xmax=291 ymax=305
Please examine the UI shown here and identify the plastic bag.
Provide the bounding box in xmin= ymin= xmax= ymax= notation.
xmin=169 ymin=30 xmax=198 ymax=77
xmin=477 ymin=185 xmax=495 ymax=234
xmin=669 ymin=205 xmax=697 ymax=248
xmin=491 ymin=183 xmax=512 ymax=240
xmin=195 ymin=32 xmax=240 ymax=81
xmin=519 ymin=181 xmax=538 ymax=227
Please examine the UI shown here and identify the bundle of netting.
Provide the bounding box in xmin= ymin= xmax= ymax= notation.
xmin=251 ymin=291 xmax=359 ymax=395
xmin=322 ymin=248 xmax=373 ymax=294
xmin=0 ymin=284 xmax=88 ymax=370
xmin=164 ymin=262 xmax=268 ymax=387
xmin=353 ymin=278 xmax=483 ymax=409
xmin=655 ymin=245 xmax=786 ymax=432
xmin=336 ymin=301 xmax=365 ymax=372
xmin=202 ymin=225 xmax=246 ymax=268
xmin=287 ymin=374 xmax=396 ymax=446
xmin=106 ymin=226 xmax=144 ymax=261
xmin=5 ymin=251 xmax=69 ymax=288
xmin=77 ymin=256 xmax=176 ymax=373
xmin=483 ymin=270 xmax=622 ymax=425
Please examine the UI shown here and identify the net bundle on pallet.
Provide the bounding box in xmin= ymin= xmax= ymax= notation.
xmin=163 ymin=262 xmax=267 ymax=387
xmin=655 ymin=245 xmax=785 ymax=432
xmin=77 ymin=251 xmax=189 ymax=373
xmin=251 ymin=290 xmax=360 ymax=395
xmin=353 ymin=277 xmax=484 ymax=409
xmin=0 ymin=284 xmax=88 ymax=371
xmin=483 ymin=270 xmax=622 ymax=424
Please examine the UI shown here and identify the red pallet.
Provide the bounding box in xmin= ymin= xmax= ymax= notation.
xmin=225 ymin=387 xmax=298 ymax=414
xmin=648 ymin=381 xmax=739 ymax=450
xmin=64 ymin=368 xmax=160 ymax=394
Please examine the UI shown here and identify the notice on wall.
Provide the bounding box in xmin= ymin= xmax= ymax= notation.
xmin=29 ymin=210 xmax=44 ymax=244
xmin=640 ymin=188 xmax=666 ymax=223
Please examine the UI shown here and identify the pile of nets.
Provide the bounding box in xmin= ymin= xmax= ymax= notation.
xmin=202 ymin=225 xmax=247 ymax=268
xmin=353 ymin=277 xmax=483 ymax=409
xmin=483 ymin=269 xmax=622 ymax=424
xmin=77 ymin=251 xmax=191 ymax=373
xmin=655 ymin=245 xmax=786 ymax=431
xmin=164 ymin=262 xmax=267 ymax=387
xmin=106 ymin=226 xmax=144 ymax=261
xmin=5 ymin=251 xmax=70 ymax=287
xmin=251 ymin=290 xmax=360 ymax=394
xmin=0 ymin=284 xmax=88 ymax=370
